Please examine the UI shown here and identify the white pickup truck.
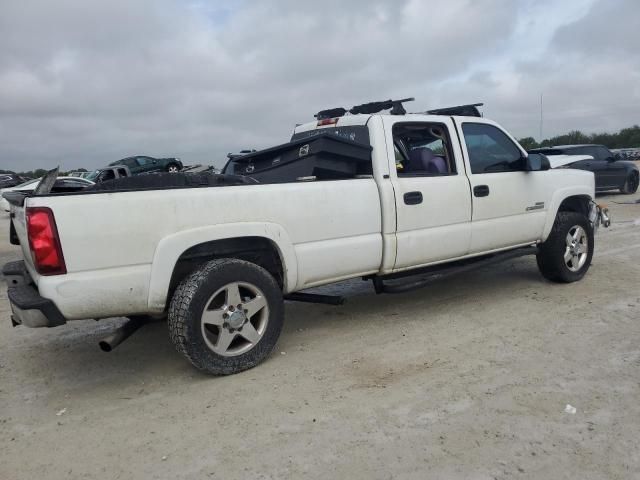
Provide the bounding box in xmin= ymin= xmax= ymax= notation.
xmin=3 ymin=100 xmax=609 ymax=375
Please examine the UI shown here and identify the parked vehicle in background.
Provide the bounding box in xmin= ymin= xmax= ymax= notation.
xmin=110 ymin=155 xmax=183 ymax=174
xmin=181 ymin=164 xmax=219 ymax=174
xmin=0 ymin=174 xmax=30 ymax=189
xmin=86 ymin=166 xmax=132 ymax=183
xmin=612 ymin=148 xmax=640 ymax=161
xmin=68 ymin=171 xmax=93 ymax=179
xmin=3 ymin=99 xmax=610 ymax=375
xmin=530 ymin=144 xmax=639 ymax=194
xmin=0 ymin=176 xmax=93 ymax=212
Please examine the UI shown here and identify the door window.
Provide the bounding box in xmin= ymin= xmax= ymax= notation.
xmin=136 ymin=156 xmax=154 ymax=166
xmin=462 ymin=123 xmax=524 ymax=174
xmin=392 ymin=123 xmax=456 ymax=176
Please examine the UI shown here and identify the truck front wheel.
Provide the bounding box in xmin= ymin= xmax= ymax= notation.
xmin=168 ymin=259 xmax=284 ymax=375
xmin=536 ymin=211 xmax=594 ymax=283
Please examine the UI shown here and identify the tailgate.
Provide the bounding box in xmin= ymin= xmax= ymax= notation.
xmin=3 ymin=192 xmax=39 ymax=282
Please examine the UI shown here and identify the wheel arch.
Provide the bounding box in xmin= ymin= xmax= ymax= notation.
xmin=147 ymin=223 xmax=298 ymax=311
xmin=542 ymin=188 xmax=593 ymax=242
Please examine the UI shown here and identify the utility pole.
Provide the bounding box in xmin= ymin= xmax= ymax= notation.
xmin=539 ymin=93 xmax=544 ymax=141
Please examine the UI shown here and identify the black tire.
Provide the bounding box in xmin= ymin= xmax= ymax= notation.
xmin=621 ymin=171 xmax=639 ymax=194
xmin=168 ymin=259 xmax=284 ymax=375
xmin=166 ymin=163 xmax=181 ymax=173
xmin=536 ymin=211 xmax=594 ymax=283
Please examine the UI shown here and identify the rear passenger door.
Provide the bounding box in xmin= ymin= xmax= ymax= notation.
xmin=456 ymin=120 xmax=549 ymax=253
xmin=385 ymin=116 xmax=472 ymax=270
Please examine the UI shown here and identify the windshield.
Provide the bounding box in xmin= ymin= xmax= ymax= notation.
xmin=86 ymin=170 xmax=100 ymax=181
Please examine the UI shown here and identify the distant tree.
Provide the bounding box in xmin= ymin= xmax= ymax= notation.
xmin=518 ymin=137 xmax=539 ymax=150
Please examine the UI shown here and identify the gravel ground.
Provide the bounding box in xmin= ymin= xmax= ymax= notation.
xmin=0 ymin=190 xmax=639 ymax=480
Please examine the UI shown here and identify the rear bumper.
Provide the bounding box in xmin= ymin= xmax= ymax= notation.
xmin=3 ymin=261 xmax=67 ymax=328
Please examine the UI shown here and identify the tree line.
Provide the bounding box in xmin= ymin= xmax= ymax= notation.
xmin=518 ymin=125 xmax=640 ymax=151
xmin=0 ymin=168 xmax=87 ymax=178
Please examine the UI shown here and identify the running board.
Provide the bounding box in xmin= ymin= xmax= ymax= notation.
xmin=284 ymin=292 xmax=346 ymax=305
xmin=372 ymin=247 xmax=538 ymax=294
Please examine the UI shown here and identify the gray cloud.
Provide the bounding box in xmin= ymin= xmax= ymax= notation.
xmin=0 ymin=0 xmax=638 ymax=171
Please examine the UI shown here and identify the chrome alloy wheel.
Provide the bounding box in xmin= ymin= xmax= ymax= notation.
xmin=200 ymin=282 xmax=269 ymax=357
xmin=564 ymin=225 xmax=589 ymax=272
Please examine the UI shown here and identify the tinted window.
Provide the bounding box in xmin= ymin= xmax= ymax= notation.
xmin=563 ymin=146 xmax=608 ymax=160
xmin=462 ymin=123 xmax=523 ymax=174
xmin=136 ymin=156 xmax=154 ymax=166
xmin=120 ymin=158 xmax=136 ymax=168
xmin=597 ymin=146 xmax=612 ymax=160
xmin=568 ymin=147 xmax=595 ymax=157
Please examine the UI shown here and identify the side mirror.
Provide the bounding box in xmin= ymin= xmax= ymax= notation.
xmin=525 ymin=153 xmax=550 ymax=171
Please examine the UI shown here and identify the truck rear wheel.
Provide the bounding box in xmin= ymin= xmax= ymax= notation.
xmin=168 ymin=259 xmax=284 ymax=375
xmin=536 ymin=211 xmax=594 ymax=283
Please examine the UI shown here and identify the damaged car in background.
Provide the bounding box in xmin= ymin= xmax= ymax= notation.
xmin=530 ymin=144 xmax=639 ymax=194
xmin=2 ymin=98 xmax=610 ymax=375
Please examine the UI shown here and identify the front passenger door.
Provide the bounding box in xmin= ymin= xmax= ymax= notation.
xmin=457 ymin=121 xmax=549 ymax=253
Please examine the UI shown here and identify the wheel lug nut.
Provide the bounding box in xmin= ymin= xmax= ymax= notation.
xmin=223 ymin=313 xmax=229 ymax=319
xmin=238 ymin=327 xmax=243 ymax=332
xmin=223 ymin=322 xmax=229 ymax=328
xmin=228 ymin=306 xmax=235 ymax=312
xmin=237 ymin=304 xmax=242 ymax=309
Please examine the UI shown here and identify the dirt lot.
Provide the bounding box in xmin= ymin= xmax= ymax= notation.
xmin=1 ymin=191 xmax=639 ymax=480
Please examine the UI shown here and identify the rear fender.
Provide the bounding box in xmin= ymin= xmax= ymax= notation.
xmin=147 ymin=222 xmax=297 ymax=311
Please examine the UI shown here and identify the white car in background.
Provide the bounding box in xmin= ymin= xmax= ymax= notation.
xmin=0 ymin=176 xmax=94 ymax=212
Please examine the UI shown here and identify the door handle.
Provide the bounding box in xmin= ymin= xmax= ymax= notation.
xmin=403 ymin=191 xmax=423 ymax=205
xmin=473 ymin=185 xmax=490 ymax=197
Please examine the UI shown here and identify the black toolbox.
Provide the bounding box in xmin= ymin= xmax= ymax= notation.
xmin=225 ymin=134 xmax=372 ymax=183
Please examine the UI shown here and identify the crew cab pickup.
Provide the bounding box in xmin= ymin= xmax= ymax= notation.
xmin=3 ymin=100 xmax=609 ymax=375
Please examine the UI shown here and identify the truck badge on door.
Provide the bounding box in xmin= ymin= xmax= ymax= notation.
xmin=299 ymin=144 xmax=310 ymax=157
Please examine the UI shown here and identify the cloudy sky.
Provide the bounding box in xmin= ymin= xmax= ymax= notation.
xmin=1 ymin=0 xmax=638 ymax=171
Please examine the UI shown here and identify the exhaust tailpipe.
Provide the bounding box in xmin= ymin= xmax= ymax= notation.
xmin=99 ymin=317 xmax=146 ymax=352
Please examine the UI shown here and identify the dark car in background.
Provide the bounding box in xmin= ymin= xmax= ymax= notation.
xmin=530 ymin=144 xmax=639 ymax=194
xmin=109 ymin=155 xmax=183 ymax=174
xmin=0 ymin=173 xmax=30 ymax=189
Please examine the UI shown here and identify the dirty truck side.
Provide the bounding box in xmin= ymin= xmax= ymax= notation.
xmin=3 ymin=103 xmax=609 ymax=375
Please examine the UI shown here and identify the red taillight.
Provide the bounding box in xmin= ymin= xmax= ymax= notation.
xmin=26 ymin=207 xmax=66 ymax=275
xmin=317 ymin=117 xmax=339 ymax=126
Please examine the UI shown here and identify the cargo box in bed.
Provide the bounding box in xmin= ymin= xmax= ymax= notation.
xmin=222 ymin=134 xmax=373 ymax=183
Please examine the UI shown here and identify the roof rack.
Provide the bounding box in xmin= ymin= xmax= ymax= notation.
xmin=314 ymin=99 xmax=484 ymax=120
xmin=315 ymin=97 xmax=415 ymax=120
xmin=424 ymin=103 xmax=483 ymax=117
